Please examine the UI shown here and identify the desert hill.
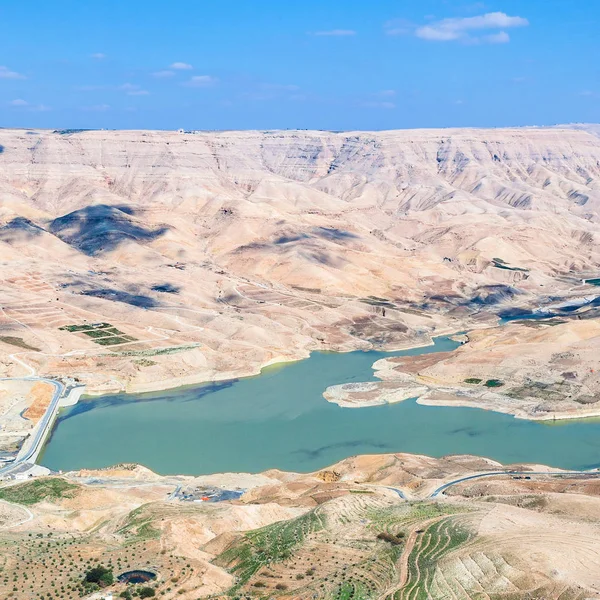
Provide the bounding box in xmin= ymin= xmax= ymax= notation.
xmin=0 ymin=126 xmax=599 ymax=395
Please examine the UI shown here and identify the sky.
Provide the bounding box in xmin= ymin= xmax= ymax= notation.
xmin=0 ymin=0 xmax=599 ymax=131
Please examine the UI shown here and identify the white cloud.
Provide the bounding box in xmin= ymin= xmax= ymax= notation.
xmin=118 ymin=83 xmax=150 ymax=96
xmin=0 ymin=66 xmax=26 ymax=79
xmin=484 ymin=31 xmax=510 ymax=44
xmin=170 ymin=62 xmax=193 ymax=70
xmin=8 ymin=99 xmax=50 ymax=111
xmin=90 ymin=53 xmax=106 ymax=60
xmin=183 ymin=75 xmax=218 ymax=87
xmin=414 ymin=12 xmax=528 ymax=43
xmin=312 ymin=29 xmax=356 ymax=36
xmin=152 ymin=70 xmax=175 ymax=78
xmin=376 ymin=89 xmax=396 ymax=97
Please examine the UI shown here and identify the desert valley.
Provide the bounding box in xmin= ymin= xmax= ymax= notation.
xmin=1 ymin=125 xmax=600 ymax=599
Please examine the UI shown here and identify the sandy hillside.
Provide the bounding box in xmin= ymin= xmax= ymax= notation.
xmin=0 ymin=126 xmax=599 ymax=395
xmin=0 ymin=453 xmax=599 ymax=599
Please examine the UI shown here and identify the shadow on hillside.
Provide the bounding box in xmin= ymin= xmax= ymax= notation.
xmin=49 ymin=204 xmax=168 ymax=256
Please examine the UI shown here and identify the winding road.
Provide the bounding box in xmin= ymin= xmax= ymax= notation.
xmin=0 ymin=376 xmax=65 ymax=477
xmin=429 ymin=469 xmax=600 ymax=498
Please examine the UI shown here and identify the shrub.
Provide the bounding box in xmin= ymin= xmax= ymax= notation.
xmin=84 ymin=566 xmax=113 ymax=588
xmin=138 ymin=588 xmax=156 ymax=599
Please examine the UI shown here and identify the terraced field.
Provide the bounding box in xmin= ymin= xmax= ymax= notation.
xmin=214 ymin=495 xmax=480 ymax=599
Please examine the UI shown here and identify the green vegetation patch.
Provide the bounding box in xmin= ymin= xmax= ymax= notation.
xmin=59 ymin=323 xmax=111 ymax=332
xmin=360 ymin=296 xmax=396 ymax=308
xmin=94 ymin=336 xmax=133 ymax=346
xmin=464 ymin=378 xmax=482 ymax=384
xmin=484 ymin=379 xmax=504 ymax=388
xmin=332 ymin=581 xmax=370 ymax=600
xmin=403 ymin=516 xmax=474 ymax=599
xmin=117 ymin=504 xmax=161 ymax=544
xmin=60 ymin=323 xmax=137 ymax=345
xmin=134 ymin=358 xmax=157 ymax=367
xmin=83 ymin=565 xmax=114 ymax=589
xmin=108 ymin=344 xmax=201 ymax=357
xmin=0 ymin=477 xmax=79 ymax=505
xmin=0 ymin=336 xmax=40 ymax=351
xmin=82 ymin=329 xmax=115 ymax=339
xmin=104 ymin=327 xmax=126 ymax=335
xmin=217 ymin=509 xmax=324 ymax=591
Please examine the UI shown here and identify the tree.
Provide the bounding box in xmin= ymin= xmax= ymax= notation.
xmin=83 ymin=566 xmax=114 ymax=588
xmin=138 ymin=588 xmax=155 ymax=598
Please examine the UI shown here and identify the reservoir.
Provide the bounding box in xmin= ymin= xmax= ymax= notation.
xmin=41 ymin=336 xmax=600 ymax=475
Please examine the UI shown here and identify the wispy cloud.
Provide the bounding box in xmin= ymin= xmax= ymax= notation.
xmin=375 ymin=89 xmax=396 ymax=97
xmin=9 ymin=99 xmax=51 ymax=111
xmin=119 ymin=83 xmax=150 ymax=96
xmin=183 ymin=75 xmax=218 ymax=87
xmin=170 ymin=62 xmax=193 ymax=70
xmin=311 ymin=29 xmax=356 ymax=36
xmin=152 ymin=70 xmax=175 ymax=78
xmin=482 ymin=30 xmax=510 ymax=44
xmin=0 ymin=66 xmax=26 ymax=79
xmin=387 ymin=12 xmax=528 ymax=44
xmin=90 ymin=53 xmax=106 ymax=60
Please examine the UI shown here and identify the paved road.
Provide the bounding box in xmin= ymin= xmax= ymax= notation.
xmin=429 ymin=469 xmax=600 ymax=498
xmin=385 ymin=486 xmax=407 ymax=500
xmin=0 ymin=377 xmax=65 ymax=477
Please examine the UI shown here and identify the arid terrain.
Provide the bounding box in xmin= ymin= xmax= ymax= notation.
xmin=1 ymin=454 xmax=599 ymax=600
xmin=1 ymin=125 xmax=600 ymax=598
xmin=0 ymin=126 xmax=600 ymax=406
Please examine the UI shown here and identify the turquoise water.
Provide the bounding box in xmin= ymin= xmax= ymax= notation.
xmin=41 ymin=336 xmax=600 ymax=475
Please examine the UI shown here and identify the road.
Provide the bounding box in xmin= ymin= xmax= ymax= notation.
xmin=0 ymin=376 xmax=65 ymax=477
xmin=429 ymin=469 xmax=600 ymax=498
xmin=0 ymin=498 xmax=34 ymax=530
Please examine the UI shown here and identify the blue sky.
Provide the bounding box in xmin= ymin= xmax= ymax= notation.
xmin=1 ymin=0 xmax=598 ymax=130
